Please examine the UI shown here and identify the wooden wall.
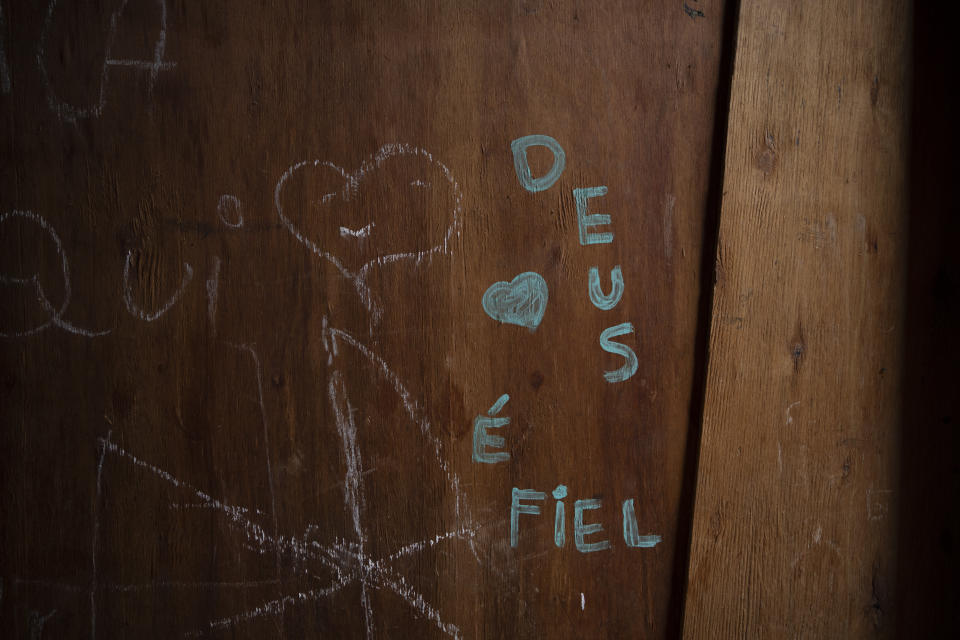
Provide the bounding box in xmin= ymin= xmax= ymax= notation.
xmin=1 ymin=1 xmax=955 ymax=638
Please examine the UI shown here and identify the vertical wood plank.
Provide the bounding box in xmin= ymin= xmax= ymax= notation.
xmin=683 ymin=1 xmax=910 ymax=636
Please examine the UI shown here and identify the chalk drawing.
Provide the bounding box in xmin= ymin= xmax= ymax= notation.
xmin=0 ymin=2 xmax=10 ymax=94
xmin=340 ymin=222 xmax=375 ymax=238
xmin=587 ymin=265 xmax=624 ymax=310
xmin=121 ymin=249 xmax=193 ymax=321
xmin=231 ymin=343 xmax=283 ymax=617
xmin=28 ymin=609 xmax=57 ymax=640
xmin=90 ymin=436 xmax=482 ymax=638
xmin=206 ymin=257 xmax=221 ymax=330
xmin=599 ymin=322 xmax=639 ymax=383
xmin=574 ymin=186 xmax=613 ymax=245
xmin=37 ymin=0 xmax=175 ymax=122
xmin=510 ymin=134 xmax=566 ymax=193
xmin=621 ymin=499 xmax=661 ymax=548
xmin=324 ymin=324 xmax=477 ymax=545
xmin=472 ymin=394 xmax=511 ymax=464
xmin=0 ymin=210 xmax=111 ymax=338
xmin=217 ymin=194 xmax=243 ymax=228
xmin=275 ymin=144 xmax=463 ymax=322
xmin=328 ymin=370 xmax=374 ymax=637
xmin=481 ymin=271 xmax=548 ymax=331
xmin=574 ymin=499 xmax=610 ymax=553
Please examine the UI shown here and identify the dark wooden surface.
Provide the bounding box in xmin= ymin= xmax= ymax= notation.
xmin=1 ymin=1 xmax=727 ymax=637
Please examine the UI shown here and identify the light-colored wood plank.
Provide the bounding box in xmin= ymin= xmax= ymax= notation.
xmin=683 ymin=1 xmax=910 ymax=637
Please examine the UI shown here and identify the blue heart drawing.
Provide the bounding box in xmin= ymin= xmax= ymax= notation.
xmin=482 ymin=272 xmax=548 ymax=331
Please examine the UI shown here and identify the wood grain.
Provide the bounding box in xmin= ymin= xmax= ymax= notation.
xmin=0 ymin=1 xmax=726 ymax=637
xmin=682 ymin=1 xmax=911 ymax=637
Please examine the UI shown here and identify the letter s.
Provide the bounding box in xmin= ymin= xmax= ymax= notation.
xmin=599 ymin=322 xmax=638 ymax=383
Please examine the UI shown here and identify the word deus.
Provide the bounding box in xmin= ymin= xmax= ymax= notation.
xmin=511 ymin=134 xmax=638 ymax=384
xmin=510 ymin=486 xmax=661 ymax=552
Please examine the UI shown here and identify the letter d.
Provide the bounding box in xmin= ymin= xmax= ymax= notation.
xmin=511 ymin=135 xmax=566 ymax=192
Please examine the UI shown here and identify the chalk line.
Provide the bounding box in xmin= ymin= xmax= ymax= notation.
xmin=206 ymin=257 xmax=221 ymax=331
xmin=95 ymin=418 xmax=477 ymax=636
xmin=91 ymin=432 xmax=111 ymax=640
xmin=329 ymin=370 xmax=374 ymax=638
xmin=37 ymin=0 xmax=175 ymax=122
xmin=274 ymin=144 xmax=463 ymax=322
xmin=122 ymin=250 xmax=193 ymax=322
xmin=325 ymin=327 xmax=475 ymax=540
xmin=217 ymin=194 xmax=243 ymax=229
xmin=231 ymin=343 xmax=283 ymax=624
xmin=1 ymin=210 xmax=111 ymax=338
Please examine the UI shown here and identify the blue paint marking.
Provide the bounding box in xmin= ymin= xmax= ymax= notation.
xmin=472 ymin=394 xmax=511 ymax=464
xmin=511 ymin=134 xmax=566 ymax=193
xmin=574 ymin=498 xmax=610 ymax=553
xmin=622 ymin=499 xmax=662 ymax=548
xmin=588 ymin=265 xmax=624 ymax=310
xmin=553 ymin=484 xmax=568 ymax=548
xmin=511 ymin=488 xmax=546 ymax=548
xmin=599 ymin=322 xmax=639 ymax=383
xmin=574 ymin=186 xmax=613 ymax=245
xmin=488 ymin=393 xmax=510 ymax=415
xmin=482 ymin=271 xmax=548 ymax=331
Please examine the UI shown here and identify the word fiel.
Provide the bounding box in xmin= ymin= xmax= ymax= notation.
xmin=510 ymin=486 xmax=660 ymax=552
xmin=511 ymin=134 xmax=638 ymax=383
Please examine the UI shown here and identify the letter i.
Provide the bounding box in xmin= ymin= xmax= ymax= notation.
xmin=553 ymin=484 xmax=567 ymax=547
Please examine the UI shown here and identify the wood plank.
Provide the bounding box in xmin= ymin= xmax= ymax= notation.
xmin=0 ymin=1 xmax=727 ymax=637
xmin=682 ymin=1 xmax=911 ymax=637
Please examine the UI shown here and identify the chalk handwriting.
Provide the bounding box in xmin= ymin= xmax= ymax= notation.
xmin=472 ymin=394 xmax=511 ymax=464
xmin=481 ymin=271 xmax=548 ymax=331
xmin=574 ymin=186 xmax=613 ymax=245
xmin=217 ymin=194 xmax=243 ymax=228
xmin=588 ymin=265 xmax=624 ymax=310
xmin=512 ymin=487 xmax=661 ymax=552
xmin=574 ymin=499 xmax=610 ymax=553
xmin=510 ymin=488 xmax=546 ymax=548
xmin=552 ymin=485 xmax=568 ymax=548
xmin=37 ymin=0 xmax=176 ymax=122
xmin=599 ymin=322 xmax=639 ymax=383
xmin=510 ymin=134 xmax=566 ymax=193
xmin=121 ymin=249 xmax=194 ymax=322
xmin=622 ymin=499 xmax=661 ymax=548
xmin=0 ymin=210 xmax=111 ymax=338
